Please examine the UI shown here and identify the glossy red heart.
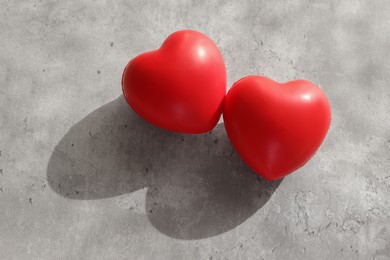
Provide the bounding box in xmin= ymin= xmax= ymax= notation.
xmin=223 ymin=76 xmax=331 ymax=180
xmin=122 ymin=30 xmax=226 ymax=134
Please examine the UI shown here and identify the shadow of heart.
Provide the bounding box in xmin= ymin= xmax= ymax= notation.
xmin=46 ymin=96 xmax=282 ymax=239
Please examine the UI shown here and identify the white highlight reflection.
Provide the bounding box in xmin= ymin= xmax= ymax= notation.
xmin=197 ymin=48 xmax=206 ymax=58
xmin=302 ymin=94 xmax=312 ymax=101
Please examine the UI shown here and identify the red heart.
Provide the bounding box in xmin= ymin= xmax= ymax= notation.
xmin=223 ymin=76 xmax=331 ymax=180
xmin=122 ymin=30 xmax=226 ymax=134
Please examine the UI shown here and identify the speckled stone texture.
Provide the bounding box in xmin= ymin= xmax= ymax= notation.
xmin=1 ymin=0 xmax=390 ymax=259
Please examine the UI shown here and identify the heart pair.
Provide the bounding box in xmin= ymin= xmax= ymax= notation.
xmin=122 ymin=30 xmax=331 ymax=180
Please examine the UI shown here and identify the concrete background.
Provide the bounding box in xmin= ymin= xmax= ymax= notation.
xmin=1 ymin=0 xmax=390 ymax=259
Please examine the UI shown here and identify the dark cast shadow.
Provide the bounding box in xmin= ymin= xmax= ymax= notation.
xmin=46 ymin=96 xmax=282 ymax=239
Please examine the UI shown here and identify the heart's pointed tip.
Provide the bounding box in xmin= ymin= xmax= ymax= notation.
xmin=257 ymin=172 xmax=286 ymax=182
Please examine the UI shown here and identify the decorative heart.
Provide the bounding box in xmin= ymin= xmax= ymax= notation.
xmin=122 ymin=30 xmax=226 ymax=134
xmin=223 ymin=76 xmax=331 ymax=180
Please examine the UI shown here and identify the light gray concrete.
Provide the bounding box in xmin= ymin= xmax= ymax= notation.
xmin=1 ymin=0 xmax=390 ymax=259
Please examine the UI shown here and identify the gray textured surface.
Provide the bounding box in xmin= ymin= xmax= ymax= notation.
xmin=1 ymin=0 xmax=390 ymax=259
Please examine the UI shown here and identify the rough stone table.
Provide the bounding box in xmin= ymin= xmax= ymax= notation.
xmin=1 ymin=1 xmax=390 ymax=259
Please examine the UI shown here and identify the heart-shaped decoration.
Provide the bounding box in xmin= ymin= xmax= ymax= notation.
xmin=122 ymin=30 xmax=226 ymax=134
xmin=223 ymin=76 xmax=331 ymax=180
